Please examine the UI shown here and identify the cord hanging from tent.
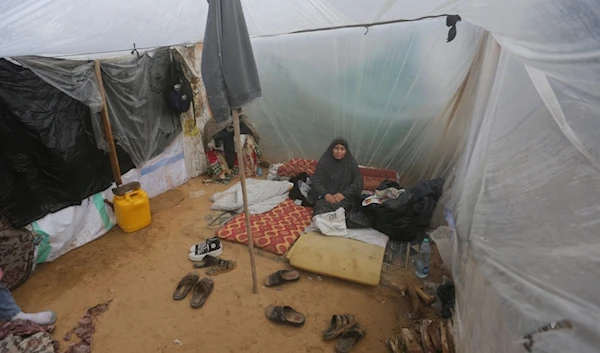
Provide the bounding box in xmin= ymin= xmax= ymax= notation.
xmin=446 ymin=15 xmax=461 ymax=43
xmin=131 ymin=43 xmax=141 ymax=58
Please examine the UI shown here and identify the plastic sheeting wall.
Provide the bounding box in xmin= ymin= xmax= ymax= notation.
xmin=0 ymin=59 xmax=135 ymax=228
xmin=100 ymin=49 xmax=181 ymax=166
xmin=448 ymin=44 xmax=600 ymax=353
xmin=246 ymin=19 xmax=482 ymax=178
xmin=18 ymin=52 xmax=182 ymax=168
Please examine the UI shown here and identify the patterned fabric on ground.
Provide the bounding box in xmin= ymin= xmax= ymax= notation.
xmin=217 ymin=199 xmax=313 ymax=255
xmin=0 ymin=229 xmax=36 ymax=290
xmin=204 ymin=135 xmax=261 ymax=184
xmin=63 ymin=300 xmax=112 ymax=353
xmin=276 ymin=158 xmax=397 ymax=191
xmin=0 ymin=320 xmax=58 ymax=353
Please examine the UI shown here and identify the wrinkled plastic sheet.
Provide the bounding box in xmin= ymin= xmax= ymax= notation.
xmin=99 ymin=49 xmax=181 ymax=166
xmin=18 ymin=51 xmax=182 ymax=168
xmin=447 ymin=45 xmax=600 ymax=353
xmin=0 ymin=59 xmax=134 ymax=228
xmin=245 ymin=19 xmax=482 ymax=178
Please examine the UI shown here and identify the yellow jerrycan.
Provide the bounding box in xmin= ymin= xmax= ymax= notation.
xmin=113 ymin=187 xmax=152 ymax=233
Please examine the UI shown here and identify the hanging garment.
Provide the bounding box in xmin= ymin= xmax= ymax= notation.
xmin=213 ymin=122 xmax=253 ymax=168
xmin=201 ymin=0 xmax=262 ymax=123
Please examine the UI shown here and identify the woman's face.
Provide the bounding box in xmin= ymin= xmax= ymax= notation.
xmin=333 ymin=144 xmax=347 ymax=160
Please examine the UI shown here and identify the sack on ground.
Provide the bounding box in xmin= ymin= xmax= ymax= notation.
xmin=313 ymin=208 xmax=347 ymax=236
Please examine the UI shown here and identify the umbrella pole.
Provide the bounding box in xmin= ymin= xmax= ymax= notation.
xmin=232 ymin=109 xmax=258 ymax=294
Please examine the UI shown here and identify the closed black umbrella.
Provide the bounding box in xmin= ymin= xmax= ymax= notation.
xmin=202 ymin=0 xmax=262 ymax=293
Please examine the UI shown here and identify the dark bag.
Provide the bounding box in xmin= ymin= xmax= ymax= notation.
xmin=168 ymin=56 xmax=193 ymax=113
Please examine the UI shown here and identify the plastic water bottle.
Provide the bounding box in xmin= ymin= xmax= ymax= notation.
xmin=414 ymin=238 xmax=432 ymax=278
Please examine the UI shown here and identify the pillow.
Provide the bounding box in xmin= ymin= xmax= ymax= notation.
xmin=277 ymin=158 xmax=317 ymax=177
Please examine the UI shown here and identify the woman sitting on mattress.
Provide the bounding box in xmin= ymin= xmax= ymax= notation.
xmin=309 ymin=137 xmax=363 ymax=218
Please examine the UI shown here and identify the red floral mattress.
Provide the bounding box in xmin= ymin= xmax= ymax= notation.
xmin=277 ymin=158 xmax=397 ymax=191
xmin=217 ymin=199 xmax=313 ymax=255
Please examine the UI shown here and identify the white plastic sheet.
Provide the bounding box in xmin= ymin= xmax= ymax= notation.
xmin=448 ymin=48 xmax=600 ymax=353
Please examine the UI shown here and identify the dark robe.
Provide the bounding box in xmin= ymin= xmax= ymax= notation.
xmin=309 ymin=138 xmax=363 ymax=216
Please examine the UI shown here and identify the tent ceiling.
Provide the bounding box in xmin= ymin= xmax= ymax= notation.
xmin=0 ymin=0 xmax=459 ymax=58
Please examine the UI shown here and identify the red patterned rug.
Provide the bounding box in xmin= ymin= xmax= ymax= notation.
xmin=217 ymin=199 xmax=313 ymax=255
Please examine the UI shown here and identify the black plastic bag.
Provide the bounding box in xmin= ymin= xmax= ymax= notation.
xmin=366 ymin=178 xmax=444 ymax=242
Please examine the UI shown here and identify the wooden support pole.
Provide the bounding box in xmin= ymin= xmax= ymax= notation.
xmin=414 ymin=285 xmax=436 ymax=305
xmin=94 ymin=60 xmax=122 ymax=186
xmin=232 ymin=108 xmax=258 ymax=294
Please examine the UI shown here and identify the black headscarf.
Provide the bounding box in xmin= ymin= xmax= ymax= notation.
xmin=309 ymin=137 xmax=363 ymax=202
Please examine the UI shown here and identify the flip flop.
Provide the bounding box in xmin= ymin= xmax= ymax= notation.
xmin=265 ymin=305 xmax=305 ymax=328
xmin=190 ymin=278 xmax=214 ymax=309
xmin=264 ymin=270 xmax=301 ymax=287
xmin=193 ymin=255 xmax=220 ymax=269
xmin=323 ymin=314 xmax=356 ymax=340
xmin=172 ymin=272 xmax=200 ymax=300
xmin=335 ymin=323 xmax=366 ymax=353
xmin=206 ymin=259 xmax=237 ymax=276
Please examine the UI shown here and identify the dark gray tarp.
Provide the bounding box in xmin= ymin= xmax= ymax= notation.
xmin=18 ymin=50 xmax=182 ymax=167
xmin=201 ymin=0 xmax=262 ymax=123
xmin=0 ymin=59 xmax=134 ymax=228
xmin=101 ymin=49 xmax=181 ymax=166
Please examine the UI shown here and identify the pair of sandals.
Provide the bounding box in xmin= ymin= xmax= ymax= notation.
xmin=193 ymin=255 xmax=237 ymax=276
xmin=172 ymin=272 xmax=213 ymax=308
xmin=323 ymin=314 xmax=366 ymax=353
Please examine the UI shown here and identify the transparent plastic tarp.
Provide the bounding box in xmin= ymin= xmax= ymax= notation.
xmin=0 ymin=0 xmax=457 ymax=58
xmin=448 ymin=49 xmax=600 ymax=353
xmin=246 ymin=19 xmax=482 ymax=177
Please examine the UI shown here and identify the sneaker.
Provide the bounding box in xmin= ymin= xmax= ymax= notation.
xmin=188 ymin=237 xmax=223 ymax=261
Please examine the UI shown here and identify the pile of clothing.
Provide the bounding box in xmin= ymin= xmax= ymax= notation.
xmin=202 ymin=114 xmax=262 ymax=184
xmin=364 ymin=178 xmax=445 ymax=242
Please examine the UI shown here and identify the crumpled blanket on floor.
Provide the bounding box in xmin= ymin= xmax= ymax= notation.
xmin=210 ymin=179 xmax=291 ymax=214
xmin=0 ymin=319 xmax=58 ymax=353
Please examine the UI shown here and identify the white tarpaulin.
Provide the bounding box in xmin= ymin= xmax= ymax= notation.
xmin=1 ymin=0 xmax=599 ymax=352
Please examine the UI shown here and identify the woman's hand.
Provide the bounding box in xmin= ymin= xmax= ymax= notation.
xmin=333 ymin=193 xmax=345 ymax=203
xmin=325 ymin=194 xmax=336 ymax=204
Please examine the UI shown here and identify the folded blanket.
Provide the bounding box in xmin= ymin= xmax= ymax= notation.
xmin=211 ymin=179 xmax=291 ymax=214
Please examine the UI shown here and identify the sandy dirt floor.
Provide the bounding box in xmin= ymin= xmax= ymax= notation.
xmin=12 ymin=177 xmax=445 ymax=353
